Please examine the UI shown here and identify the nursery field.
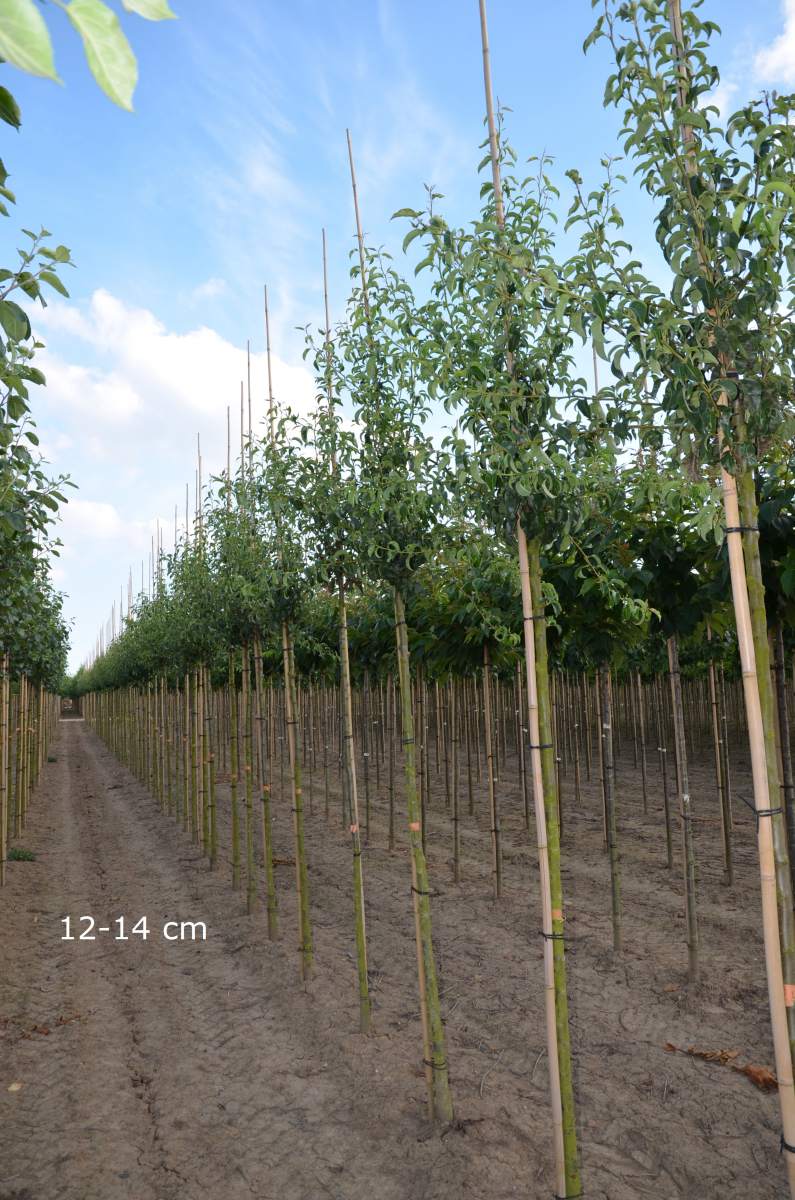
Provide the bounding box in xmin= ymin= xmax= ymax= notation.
xmin=2 ymin=1 xmax=795 ymax=1198
xmin=0 ymin=698 xmax=789 ymax=1200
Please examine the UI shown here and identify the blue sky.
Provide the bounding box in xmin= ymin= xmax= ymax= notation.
xmin=2 ymin=0 xmax=794 ymax=670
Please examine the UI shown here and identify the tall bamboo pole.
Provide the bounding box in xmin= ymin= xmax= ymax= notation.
xmin=668 ymin=3 xmax=795 ymax=1182
xmin=324 ymin=224 xmax=371 ymax=1031
xmin=264 ymin=286 xmax=312 ymax=976
xmin=480 ymin=0 xmax=577 ymax=1187
xmin=347 ymin=133 xmax=447 ymax=1082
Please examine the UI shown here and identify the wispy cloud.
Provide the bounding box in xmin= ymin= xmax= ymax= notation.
xmin=190 ymin=277 xmax=228 ymax=303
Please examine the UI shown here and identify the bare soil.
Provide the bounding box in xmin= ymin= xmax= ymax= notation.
xmin=0 ymin=717 xmax=788 ymax=1199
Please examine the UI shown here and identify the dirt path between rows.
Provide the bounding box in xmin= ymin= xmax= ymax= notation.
xmin=0 ymin=718 xmax=789 ymax=1199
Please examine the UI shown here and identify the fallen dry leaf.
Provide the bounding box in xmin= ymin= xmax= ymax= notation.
xmin=54 ymin=1013 xmax=83 ymax=1028
xmin=8 ymin=1082 xmax=22 ymax=1092
xmin=665 ymin=1042 xmax=776 ymax=1090
xmin=665 ymin=1043 xmax=739 ymax=1065
xmin=732 ymin=1063 xmax=778 ymax=1092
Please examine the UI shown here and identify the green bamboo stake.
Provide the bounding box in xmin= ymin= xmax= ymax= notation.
xmin=253 ymin=635 xmax=278 ymax=938
xmin=241 ymin=644 xmax=256 ymax=915
xmin=228 ymin=655 xmax=241 ymax=890
xmin=282 ymin=620 xmax=313 ymax=979
xmin=667 ymin=634 xmax=699 ymax=983
xmin=394 ymin=586 xmax=454 ymax=1123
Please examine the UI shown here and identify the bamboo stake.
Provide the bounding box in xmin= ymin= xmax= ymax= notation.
xmin=668 ymin=3 xmax=795 ymax=1179
xmin=482 ymin=642 xmax=501 ymax=898
xmin=479 ymin=0 xmax=577 ymax=1184
xmin=667 ymin=635 xmax=699 ymax=983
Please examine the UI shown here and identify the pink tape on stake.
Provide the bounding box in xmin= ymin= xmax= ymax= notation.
xmin=350 ymin=823 xmax=359 ymax=834
xmin=409 ymin=821 xmax=421 ymax=832
xmin=785 ymin=983 xmax=795 ymax=1007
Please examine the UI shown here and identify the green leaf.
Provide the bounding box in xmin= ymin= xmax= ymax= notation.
xmin=39 ymin=269 xmax=69 ymax=297
xmin=0 ymin=0 xmax=59 ymax=81
xmin=592 ymin=317 xmax=607 ymax=361
xmin=66 ymin=0 xmax=138 ymax=111
xmin=122 ymin=0 xmax=176 ymax=17
xmin=0 ymin=298 xmax=30 ymax=340
xmin=758 ymin=179 xmax=795 ymax=210
xmin=0 ymin=84 xmax=21 ymax=127
xmin=6 ymin=392 xmax=26 ymax=419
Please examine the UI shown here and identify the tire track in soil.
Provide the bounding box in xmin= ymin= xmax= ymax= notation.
xmin=1 ymin=721 xmax=463 ymax=1200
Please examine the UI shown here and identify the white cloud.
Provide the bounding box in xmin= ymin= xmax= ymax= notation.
xmin=701 ymin=79 xmax=739 ymax=118
xmin=755 ymin=0 xmax=795 ymax=86
xmin=38 ymin=355 xmax=143 ymax=425
xmin=35 ymin=291 xmax=316 ymax=671
xmin=36 ymin=289 xmax=314 ymax=425
xmin=190 ymin=277 xmax=228 ymax=302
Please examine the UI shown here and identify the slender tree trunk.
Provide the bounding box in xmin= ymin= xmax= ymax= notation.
xmin=667 ymin=635 xmax=699 ymax=984
xmin=338 ymin=582 xmax=371 ymax=1033
xmin=451 ymin=680 xmax=461 ymax=883
xmin=482 ymin=642 xmax=501 ymax=899
xmin=0 ymin=653 xmax=8 ymax=887
xmin=252 ymin=636 xmax=278 ymax=938
xmin=393 ymin=586 xmax=453 ymax=1123
xmin=707 ymin=627 xmax=732 ymax=885
xmin=774 ymin=623 xmax=795 ymax=902
xmin=282 ymin=620 xmax=313 ymax=980
xmin=241 ymin=645 xmax=256 ymax=914
xmin=599 ymin=663 xmax=622 ymax=953
xmin=517 ymin=529 xmax=579 ymax=1196
xmin=636 ymin=672 xmax=648 ymax=815
xmin=736 ymin=465 xmax=795 ymax=1062
xmin=228 ymin=654 xmax=241 ymax=891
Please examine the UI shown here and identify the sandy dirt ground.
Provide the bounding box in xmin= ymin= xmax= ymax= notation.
xmin=0 ymin=715 xmax=789 ymax=1199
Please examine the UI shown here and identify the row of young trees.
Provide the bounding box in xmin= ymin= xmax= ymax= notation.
xmin=0 ymin=0 xmax=180 ymax=871
xmin=64 ymin=1 xmax=795 ymax=1194
xmin=0 ymin=64 xmax=73 ymax=886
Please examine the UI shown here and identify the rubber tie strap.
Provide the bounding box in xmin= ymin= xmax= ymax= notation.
xmin=755 ymin=806 xmax=784 ymax=829
xmin=528 ymin=742 xmax=554 ymax=750
xmin=781 ymin=1134 xmax=795 ymax=1156
xmin=422 ymin=1057 xmax=448 ymax=1071
xmin=738 ymin=793 xmax=784 ymax=827
xmin=540 ymin=930 xmax=565 ymax=941
xmin=412 ymin=885 xmax=433 ymax=896
xmin=724 ymin=525 xmax=758 ymax=534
